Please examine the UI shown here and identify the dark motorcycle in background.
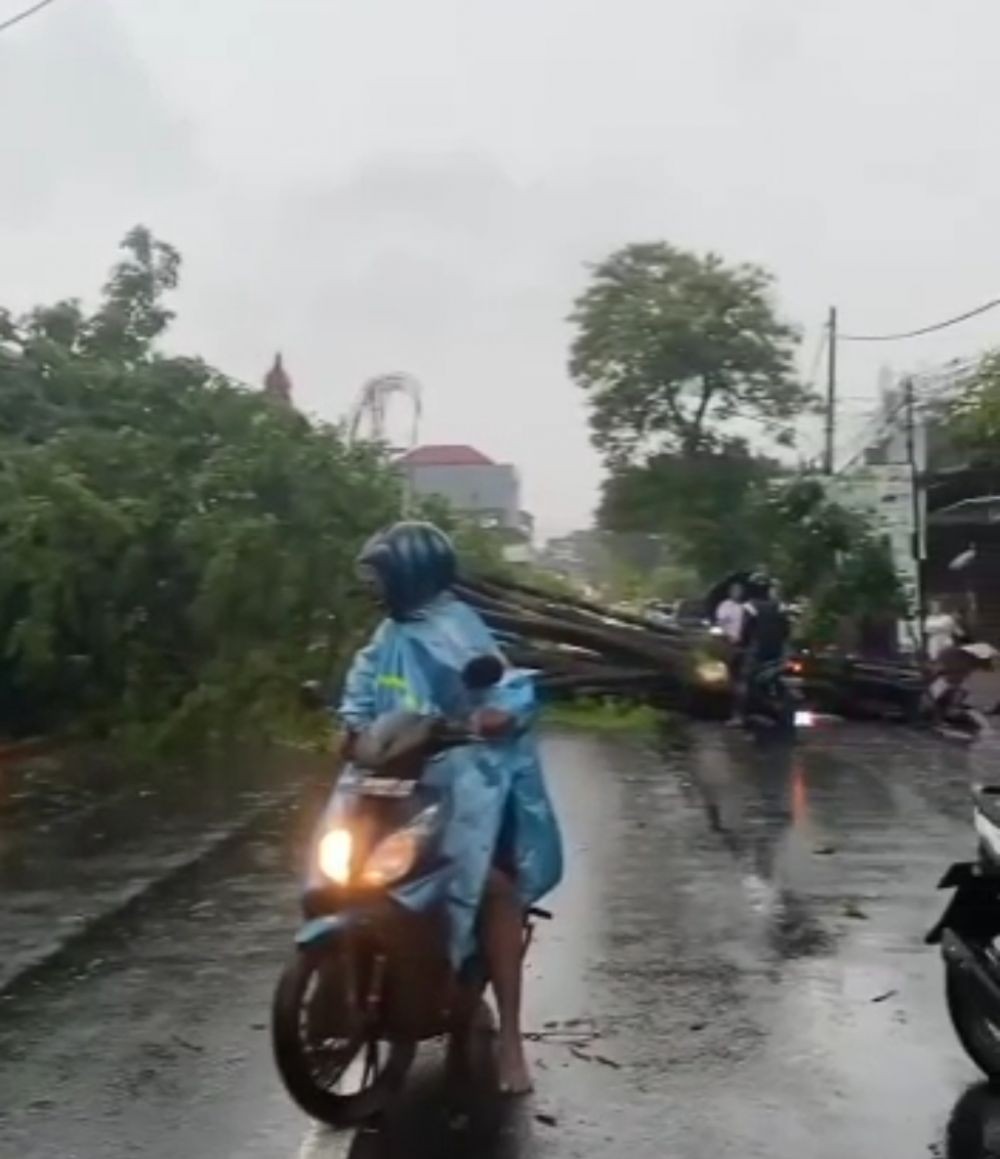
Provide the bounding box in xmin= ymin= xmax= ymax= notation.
xmin=928 ymin=784 xmax=1000 ymax=1080
xmin=742 ymin=655 xmax=810 ymax=737
xmin=271 ymin=655 xmax=550 ymax=1129
xmin=923 ymin=642 xmax=998 ymax=742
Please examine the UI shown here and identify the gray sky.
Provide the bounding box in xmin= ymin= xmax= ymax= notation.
xmin=3 ymin=0 xmax=1000 ymax=536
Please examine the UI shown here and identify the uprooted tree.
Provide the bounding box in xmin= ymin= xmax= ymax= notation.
xmin=0 ymin=227 xmax=401 ymax=752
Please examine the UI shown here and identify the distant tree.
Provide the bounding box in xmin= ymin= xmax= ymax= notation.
xmin=598 ymin=442 xmax=777 ymax=580
xmin=943 ymin=350 xmax=1000 ymax=462
xmin=569 ymin=242 xmax=809 ymax=464
xmin=756 ymin=478 xmax=906 ymax=643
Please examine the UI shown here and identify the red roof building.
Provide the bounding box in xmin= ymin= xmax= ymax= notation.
xmin=397 ymin=444 xmax=533 ymax=542
xmin=398 ymin=444 xmax=495 ymax=467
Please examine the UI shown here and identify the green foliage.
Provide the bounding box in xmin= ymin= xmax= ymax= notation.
xmin=942 ymin=350 xmax=1000 ymax=462
xmin=599 ymin=444 xmax=778 ymax=580
xmin=0 ymin=227 xmax=401 ymax=752
xmin=569 ymin=242 xmax=809 ymax=463
xmin=542 ymin=697 xmax=663 ymax=734
xmin=755 ymin=477 xmax=906 ymax=643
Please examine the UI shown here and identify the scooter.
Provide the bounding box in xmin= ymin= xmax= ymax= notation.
xmin=927 ymin=682 xmax=990 ymax=742
xmin=927 ymin=784 xmax=1000 ymax=1080
xmin=743 ymin=656 xmax=806 ymax=737
xmin=271 ymin=655 xmax=549 ymax=1128
xmin=924 ymin=642 xmax=998 ymax=742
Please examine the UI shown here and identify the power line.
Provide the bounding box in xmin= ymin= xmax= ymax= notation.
xmin=833 ymin=363 xmax=975 ymax=474
xmin=0 ymin=0 xmax=62 ymax=36
xmin=840 ymin=296 xmax=1000 ymax=343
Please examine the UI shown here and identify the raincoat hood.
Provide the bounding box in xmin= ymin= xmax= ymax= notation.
xmin=357 ymin=521 xmax=458 ymax=620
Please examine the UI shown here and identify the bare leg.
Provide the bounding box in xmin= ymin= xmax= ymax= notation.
xmin=481 ymin=868 xmax=532 ymax=1094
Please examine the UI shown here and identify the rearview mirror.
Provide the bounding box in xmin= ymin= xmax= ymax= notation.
xmin=462 ymin=654 xmax=505 ymax=691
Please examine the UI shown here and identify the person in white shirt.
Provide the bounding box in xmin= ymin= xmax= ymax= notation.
xmin=925 ymin=600 xmax=958 ymax=661
xmin=716 ymin=581 xmax=748 ymax=726
xmin=715 ymin=582 xmax=746 ymax=644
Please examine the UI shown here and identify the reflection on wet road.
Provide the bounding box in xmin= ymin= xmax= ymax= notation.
xmin=2 ymin=725 xmax=999 ymax=1157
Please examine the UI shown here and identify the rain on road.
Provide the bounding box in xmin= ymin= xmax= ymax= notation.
xmin=1 ymin=724 xmax=997 ymax=1158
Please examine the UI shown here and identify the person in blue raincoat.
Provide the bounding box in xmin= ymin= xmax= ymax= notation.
xmin=338 ymin=521 xmax=563 ymax=1094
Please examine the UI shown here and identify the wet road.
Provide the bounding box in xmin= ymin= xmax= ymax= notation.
xmin=1 ymin=725 xmax=999 ymax=1157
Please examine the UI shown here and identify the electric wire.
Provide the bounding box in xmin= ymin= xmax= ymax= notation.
xmin=840 ymin=297 xmax=1000 ymax=343
xmin=0 ymin=0 xmax=63 ymax=36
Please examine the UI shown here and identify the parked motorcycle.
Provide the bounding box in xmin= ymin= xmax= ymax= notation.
xmin=923 ymin=642 xmax=997 ymax=742
xmin=927 ymin=783 xmax=1000 ymax=1079
xmin=271 ymin=655 xmax=549 ymax=1128
xmin=926 ymin=682 xmax=990 ymax=742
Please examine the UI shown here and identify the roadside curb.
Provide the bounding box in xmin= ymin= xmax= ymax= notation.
xmin=0 ymin=785 xmax=301 ymax=1001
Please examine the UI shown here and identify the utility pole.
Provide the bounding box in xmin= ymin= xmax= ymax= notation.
xmin=823 ymin=306 xmax=837 ymax=474
xmin=903 ymin=376 xmax=927 ymax=656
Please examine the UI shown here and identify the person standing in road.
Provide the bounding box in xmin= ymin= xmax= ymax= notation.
xmin=716 ymin=581 xmax=747 ymax=724
xmin=925 ymin=599 xmax=959 ymax=661
xmin=715 ymin=581 xmax=747 ymax=646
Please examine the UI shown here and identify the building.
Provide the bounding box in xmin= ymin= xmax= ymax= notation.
xmin=848 ymin=361 xmax=1000 ymax=643
xmin=397 ymin=444 xmax=533 ymax=541
xmin=262 ymin=353 xmax=293 ymax=406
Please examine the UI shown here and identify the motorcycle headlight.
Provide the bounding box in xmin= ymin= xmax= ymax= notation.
xmin=318 ymin=827 xmax=353 ymax=885
xmin=695 ymin=659 xmax=729 ymax=687
xmin=360 ymin=805 xmax=439 ymax=888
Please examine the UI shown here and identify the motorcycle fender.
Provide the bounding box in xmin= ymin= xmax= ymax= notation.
xmin=925 ymin=862 xmax=1000 ymax=945
xmin=390 ymin=863 xmax=453 ymax=913
xmin=295 ymin=911 xmax=361 ymax=950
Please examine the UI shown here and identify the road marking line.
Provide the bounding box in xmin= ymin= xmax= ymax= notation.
xmin=295 ymin=1123 xmax=354 ymax=1158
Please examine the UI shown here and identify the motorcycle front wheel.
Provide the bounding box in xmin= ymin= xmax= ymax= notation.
xmin=946 ymin=947 xmax=1000 ymax=1082
xmin=272 ymin=948 xmax=415 ymax=1127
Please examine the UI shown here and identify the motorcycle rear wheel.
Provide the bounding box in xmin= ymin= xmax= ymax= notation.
xmin=272 ymin=948 xmax=415 ymax=1127
xmin=946 ymin=949 xmax=1000 ymax=1082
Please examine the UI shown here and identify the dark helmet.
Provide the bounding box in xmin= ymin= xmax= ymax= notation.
xmin=746 ymin=570 xmax=773 ymax=600
xmin=356 ymin=521 xmax=457 ymax=619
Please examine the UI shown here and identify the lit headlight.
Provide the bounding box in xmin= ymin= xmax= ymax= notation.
xmin=360 ymin=806 xmax=440 ymax=888
xmin=318 ymin=828 xmax=353 ymax=885
xmin=695 ymin=659 xmax=730 ymax=687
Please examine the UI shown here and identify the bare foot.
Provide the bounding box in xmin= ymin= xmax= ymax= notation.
xmin=446 ymin=999 xmax=495 ymax=1086
xmin=497 ymin=1036 xmax=533 ymax=1095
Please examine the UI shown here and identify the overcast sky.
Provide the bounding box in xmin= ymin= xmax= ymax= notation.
xmin=3 ymin=0 xmax=1000 ymax=536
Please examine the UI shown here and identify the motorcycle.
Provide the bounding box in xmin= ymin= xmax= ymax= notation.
xmin=926 ymin=680 xmax=990 ymax=742
xmin=927 ymin=783 xmax=1000 ymax=1080
xmin=924 ymin=642 xmax=998 ymax=742
xmin=743 ymin=655 xmax=807 ymax=736
xmin=271 ymin=654 xmax=549 ymax=1128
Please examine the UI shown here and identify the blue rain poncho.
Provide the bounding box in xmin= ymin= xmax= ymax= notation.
xmin=338 ymin=590 xmax=563 ymax=967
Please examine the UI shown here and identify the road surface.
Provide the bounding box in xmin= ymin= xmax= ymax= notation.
xmin=1 ymin=724 xmax=997 ymax=1158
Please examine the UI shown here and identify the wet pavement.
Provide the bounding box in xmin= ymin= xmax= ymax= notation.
xmin=1 ymin=724 xmax=999 ymax=1157
xmin=0 ymin=745 xmax=328 ymax=993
